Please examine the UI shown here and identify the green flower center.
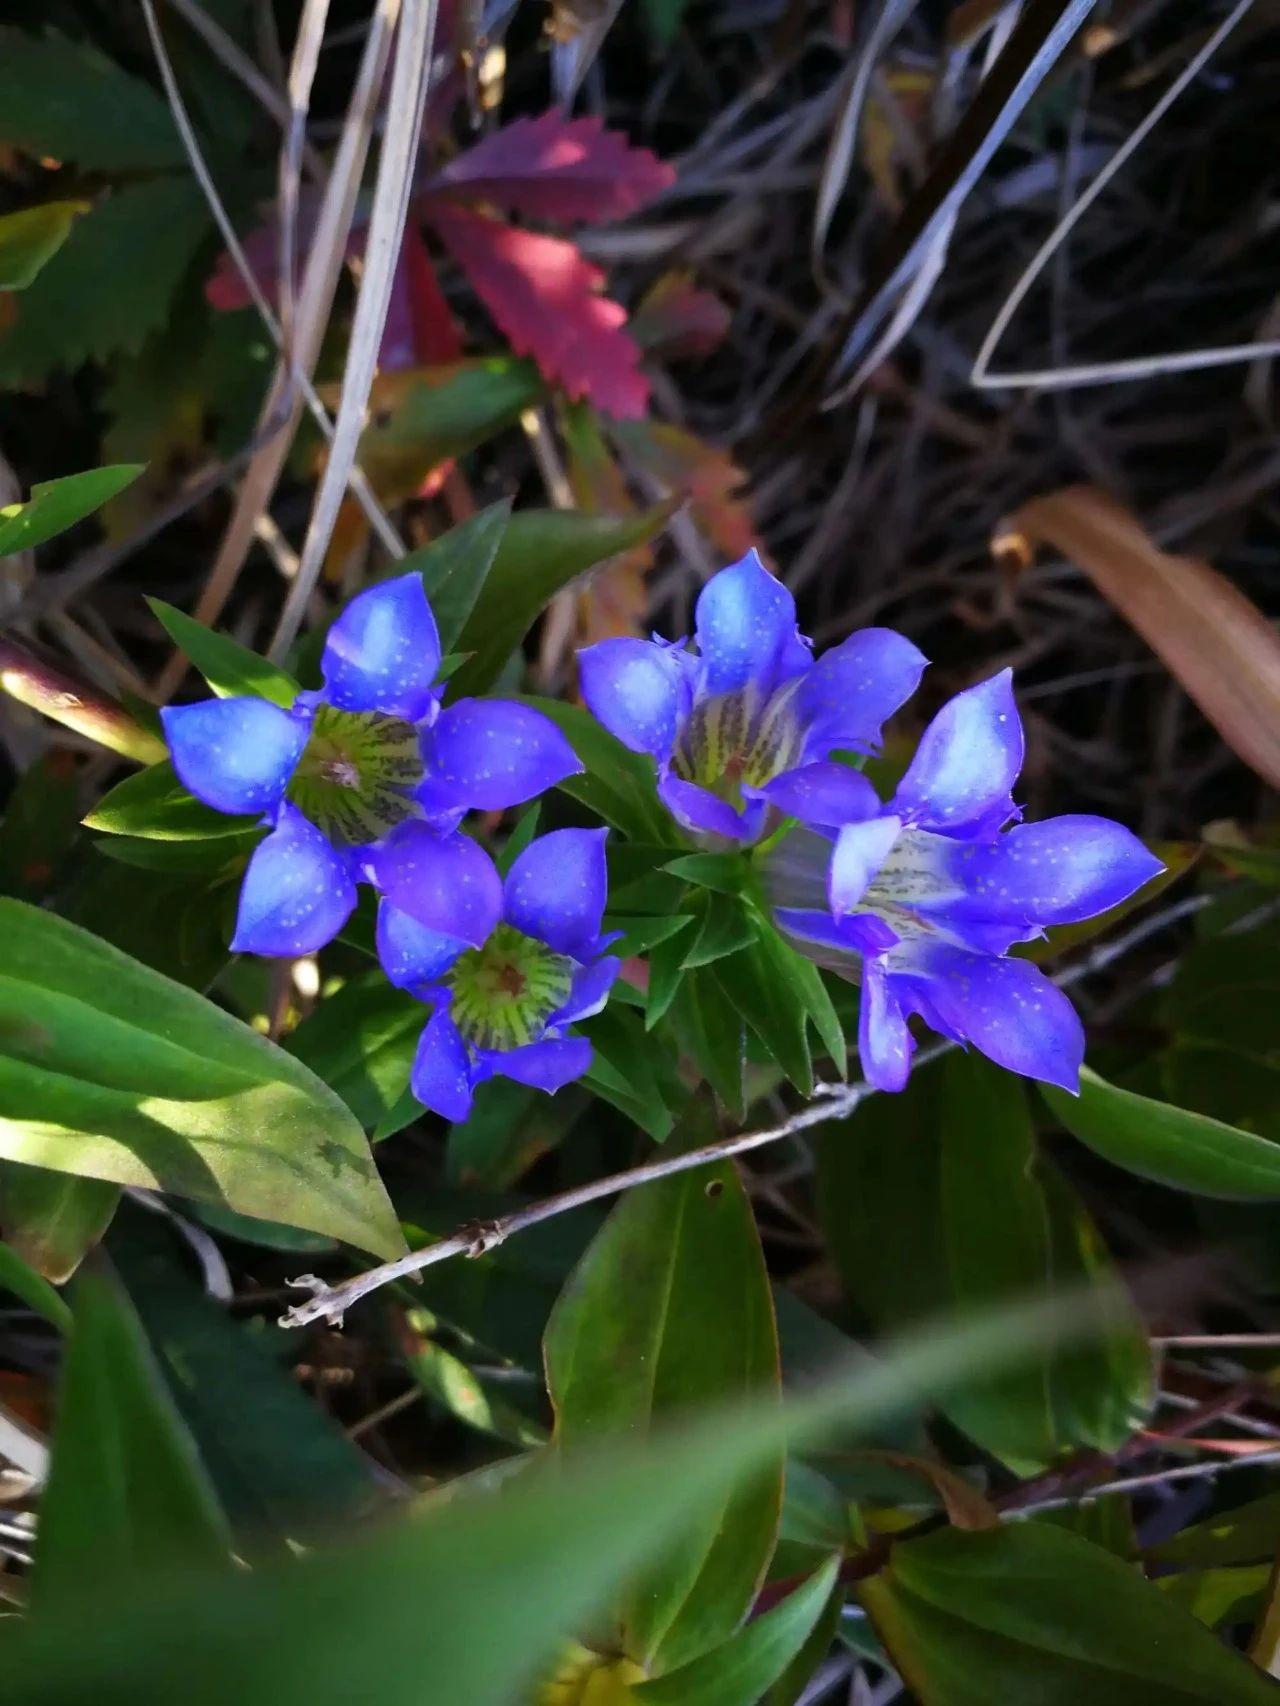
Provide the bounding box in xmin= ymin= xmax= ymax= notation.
xmin=449 ymin=924 xmax=574 ymax=1051
xmin=671 ymin=684 xmax=804 ymax=807
xmin=287 ymin=704 xmax=424 ymax=846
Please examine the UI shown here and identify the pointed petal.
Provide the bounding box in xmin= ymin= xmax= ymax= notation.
xmin=895 ymin=943 xmax=1084 ymax=1093
xmin=798 ymin=629 xmax=927 ymax=758
xmin=829 ymin=816 xmax=901 ymax=915
xmin=162 ymin=697 xmax=307 ymax=818
xmin=694 ymin=550 xmax=806 ymax=697
xmin=368 ymin=823 xmax=502 ymax=946
xmin=756 ymin=761 xmax=881 ymax=829
xmin=423 ymin=699 xmax=581 ymax=812
xmin=231 ymin=804 xmax=356 ymax=955
xmin=892 ymin=669 xmax=1023 ymax=837
xmin=377 ymin=901 xmax=466 ymax=993
xmin=578 ymin=637 xmax=686 ymax=759
xmin=503 ymin=827 xmax=609 ymax=958
xmin=657 ymin=773 xmax=765 ymax=844
xmin=551 ymin=956 xmax=620 ymax=1026
xmin=775 ymin=907 xmax=898 ymax=958
xmin=948 ymin=815 xmax=1164 ymax=927
xmin=321 ymin=572 xmax=441 ymax=723
xmin=411 ymin=1009 xmax=475 ymax=1121
xmin=490 ymin=1035 xmax=592 ymax=1094
xmin=859 ymin=964 xmax=914 ymax=1092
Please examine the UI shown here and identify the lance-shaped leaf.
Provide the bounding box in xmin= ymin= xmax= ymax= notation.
xmin=0 ymin=901 xmax=405 ymax=1259
xmin=545 ymin=1097 xmax=783 ymax=1672
xmin=430 ymin=203 xmax=649 ymax=419
xmin=0 ymin=1163 xmax=119 ymax=1284
xmin=0 ymin=201 xmax=87 ymax=291
xmin=0 ymin=465 xmax=143 ymax=557
xmin=858 ymin=1522 xmax=1280 ymax=1705
xmin=32 ymin=1266 xmax=232 ymax=1614
xmin=424 ymin=113 xmax=674 ymax=223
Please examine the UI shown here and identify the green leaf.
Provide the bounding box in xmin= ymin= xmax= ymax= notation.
xmin=0 ymin=464 xmax=142 ymax=556
xmin=147 ymin=600 xmax=299 ymax=706
xmin=111 ymin=1209 xmax=383 ymax=1555
xmin=284 ymin=973 xmax=424 ymax=1134
xmin=1150 ymin=1494 xmax=1280 ymax=1569
xmin=713 ymin=920 xmax=814 ymax=1095
xmin=0 ymin=177 xmax=210 ymax=384
xmin=518 ymin=696 xmax=673 ymax=842
xmin=611 ymin=914 xmax=694 ymax=957
xmin=404 ymin=499 xmax=512 ymax=652
xmin=634 ymin=1559 xmax=839 ymax=1705
xmin=0 ymin=900 xmax=405 ymax=1258
xmin=0 ymin=200 xmax=86 ymax=291
xmin=0 ymin=1162 xmax=119 ymax=1283
xmin=93 ymin=831 xmax=262 ymax=874
xmin=579 ymin=1003 xmax=676 ymax=1140
xmin=663 ymin=853 xmax=745 ymax=894
xmin=59 ymin=854 xmax=233 ymax=992
xmin=1159 ymin=1565 xmax=1270 ymax=1631
xmin=449 ymin=501 xmax=677 ymax=698
xmin=681 ymin=892 xmax=755 ymax=969
xmin=818 ymin=1058 xmax=1149 ymax=1473
xmin=1043 ymin=1067 xmax=1280 ymax=1199
xmin=84 ymin=760 xmax=257 ymax=841
xmin=0 ymin=30 xmax=184 ymax=169
xmin=545 ymin=1097 xmax=783 ymax=1672
xmin=400 ymin=1310 xmax=546 ymax=1448
xmin=671 ymin=963 xmax=745 ymax=1118
xmin=0 ymin=1217 xmax=73 ymax=1333
xmin=360 ymin=357 xmax=543 ymax=476
xmin=31 ymin=1265 xmax=231 ymax=1613
xmin=857 ymin=1522 xmax=1280 ymax=1705
xmin=0 ymin=751 xmax=81 ymax=901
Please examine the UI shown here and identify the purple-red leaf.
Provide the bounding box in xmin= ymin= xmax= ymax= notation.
xmin=422 ymin=113 xmax=674 ymax=225
xmin=380 ymin=226 xmax=462 ymax=370
xmin=430 ymin=202 xmax=648 ymax=419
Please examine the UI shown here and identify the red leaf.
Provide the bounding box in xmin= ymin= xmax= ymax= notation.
xmin=422 ymin=113 xmax=674 ymax=225
xmin=380 ymin=226 xmax=463 ymax=370
xmin=629 ymin=271 xmax=732 ymax=362
xmin=429 ymin=203 xmax=648 ymax=419
xmin=205 ymin=191 xmax=361 ymax=313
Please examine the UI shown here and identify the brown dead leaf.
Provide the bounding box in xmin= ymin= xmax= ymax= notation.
xmin=1000 ymin=485 xmax=1280 ymax=791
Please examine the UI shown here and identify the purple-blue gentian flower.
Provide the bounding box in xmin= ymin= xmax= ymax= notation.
xmin=578 ymin=550 xmax=927 ymax=845
xmin=373 ymin=827 xmax=619 ymax=1121
xmin=765 ymin=670 xmax=1163 ymax=1094
xmin=161 ymin=573 xmax=580 ymax=956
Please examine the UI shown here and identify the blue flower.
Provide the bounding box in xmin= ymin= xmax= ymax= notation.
xmin=578 ymin=550 xmax=926 ymax=846
xmin=765 ymin=670 xmax=1163 ymax=1094
xmin=161 ymin=574 xmax=581 ymax=956
xmin=373 ymin=826 xmax=618 ymax=1121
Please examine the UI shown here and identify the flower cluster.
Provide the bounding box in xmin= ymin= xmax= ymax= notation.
xmin=163 ymin=553 xmax=1161 ymax=1110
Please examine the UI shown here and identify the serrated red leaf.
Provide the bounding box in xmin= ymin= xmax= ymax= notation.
xmin=422 ymin=113 xmax=674 ymax=225
xmin=429 ymin=202 xmax=648 ymax=419
xmin=380 ymin=226 xmax=463 ymax=369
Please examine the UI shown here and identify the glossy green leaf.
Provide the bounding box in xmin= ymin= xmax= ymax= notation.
xmin=84 ymin=759 xmax=257 ymax=841
xmin=31 ymin=1266 xmax=231 ymax=1613
xmin=681 ymin=892 xmax=755 ymax=969
xmin=1159 ymin=1565 xmax=1270 ymax=1631
xmin=59 ymin=854 xmax=233 ymax=992
xmin=664 ymin=853 xmax=746 ymax=895
xmin=580 ymin=1003 xmax=675 ymax=1140
xmin=92 ymin=831 xmax=261 ymax=874
xmin=405 ymin=499 xmax=512 ymax=651
xmin=519 ymin=697 xmax=673 ymax=842
xmin=401 ymin=1310 xmax=546 ymax=1449
xmin=858 ymin=1522 xmax=1280 ymax=1705
xmin=284 ymin=973 xmax=424 ymax=1134
xmin=0 ymin=1217 xmax=73 ymax=1333
xmin=713 ymin=920 xmax=814 ymax=1095
xmin=148 ymin=600 xmax=299 ymax=706
xmin=0 ymin=900 xmax=405 ymax=1258
xmin=634 ymin=1558 xmax=839 ymax=1705
xmin=0 ymin=200 xmax=86 ymax=290
xmin=545 ymin=1097 xmax=783 ymax=1672
xmin=0 ymin=1162 xmax=119 ymax=1283
xmin=111 ymin=1210 xmax=382 ymax=1554
xmin=0 ymin=464 xmax=142 ymax=556
xmin=1044 ymin=1068 xmax=1280 ymax=1199
xmin=818 ymin=1058 xmax=1148 ymax=1472
xmin=449 ymin=501 xmax=677 ymax=698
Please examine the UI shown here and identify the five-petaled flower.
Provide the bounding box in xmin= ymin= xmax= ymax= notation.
xmin=764 ymin=669 xmax=1163 ymax=1094
xmin=373 ymin=827 xmax=619 ymax=1121
xmin=161 ymin=573 xmax=580 ymax=956
xmin=577 ymin=550 xmax=927 ymax=846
